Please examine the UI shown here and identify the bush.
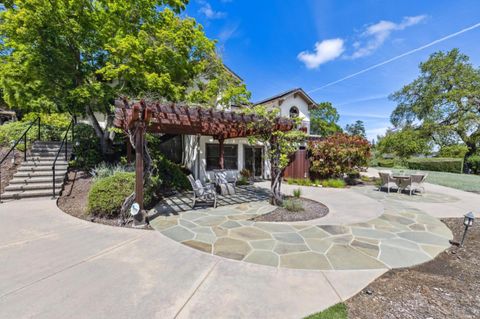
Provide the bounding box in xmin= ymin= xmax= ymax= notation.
xmin=467 ymin=155 xmax=480 ymax=174
xmin=240 ymin=168 xmax=252 ymax=179
xmin=283 ymin=198 xmax=304 ymax=212
xmin=293 ymin=188 xmax=301 ymax=198
xmin=320 ymin=179 xmax=346 ymax=188
xmin=286 ymin=178 xmax=314 ymax=186
xmin=439 ymin=145 xmax=469 ymax=158
xmin=91 ymin=162 xmax=133 ymax=181
xmin=70 ymin=123 xmax=103 ymax=169
xmin=87 ymin=172 xmax=135 ymax=218
xmin=377 ymin=159 xmax=395 ymax=167
xmin=150 ymin=154 xmax=191 ymax=194
xmin=23 ymin=112 xmax=71 ymax=141
xmin=407 ymin=157 xmax=463 ymax=173
xmin=309 ymin=133 xmax=371 ymax=179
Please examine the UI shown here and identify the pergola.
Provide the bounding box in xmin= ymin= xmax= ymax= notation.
xmin=113 ymin=99 xmax=294 ymax=210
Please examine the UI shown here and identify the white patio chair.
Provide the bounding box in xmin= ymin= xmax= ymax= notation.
xmin=213 ymin=170 xmax=236 ymax=196
xmin=187 ymin=175 xmax=217 ymax=208
xmin=378 ymin=171 xmax=399 ymax=193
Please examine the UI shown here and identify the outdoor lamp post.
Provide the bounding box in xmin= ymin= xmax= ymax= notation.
xmin=460 ymin=212 xmax=475 ymax=247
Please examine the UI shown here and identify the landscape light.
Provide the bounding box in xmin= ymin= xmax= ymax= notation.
xmin=460 ymin=212 xmax=475 ymax=246
xmin=130 ymin=203 xmax=140 ymax=216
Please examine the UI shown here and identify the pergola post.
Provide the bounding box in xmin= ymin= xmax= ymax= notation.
xmin=218 ymin=138 xmax=225 ymax=169
xmin=135 ymin=124 xmax=144 ymax=210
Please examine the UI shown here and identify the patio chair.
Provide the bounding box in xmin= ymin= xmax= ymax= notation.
xmin=213 ymin=170 xmax=237 ymax=195
xmin=187 ymin=175 xmax=217 ymax=208
xmin=378 ymin=171 xmax=399 ymax=193
xmin=400 ymin=173 xmax=427 ymax=195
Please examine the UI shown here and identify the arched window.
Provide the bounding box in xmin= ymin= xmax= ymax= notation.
xmin=289 ymin=106 xmax=299 ymax=118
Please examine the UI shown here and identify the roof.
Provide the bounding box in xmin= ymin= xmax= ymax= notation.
xmin=223 ymin=64 xmax=243 ymax=82
xmin=254 ymin=88 xmax=317 ymax=107
xmin=114 ymin=99 xmax=294 ymax=140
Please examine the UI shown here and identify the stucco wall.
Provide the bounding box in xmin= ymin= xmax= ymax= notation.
xmin=261 ymin=94 xmax=311 ymax=134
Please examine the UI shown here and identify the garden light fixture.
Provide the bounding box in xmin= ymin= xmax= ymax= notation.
xmin=460 ymin=212 xmax=475 ymax=247
xmin=130 ymin=203 xmax=140 ymax=216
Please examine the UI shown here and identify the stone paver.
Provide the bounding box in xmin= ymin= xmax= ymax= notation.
xmin=149 ymin=185 xmax=458 ymax=271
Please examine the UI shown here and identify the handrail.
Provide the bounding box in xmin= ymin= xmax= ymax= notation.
xmin=0 ymin=117 xmax=41 ymax=202
xmin=52 ymin=118 xmax=75 ymax=198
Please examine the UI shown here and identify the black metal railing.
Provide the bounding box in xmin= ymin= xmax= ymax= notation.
xmin=0 ymin=117 xmax=41 ymax=202
xmin=52 ymin=118 xmax=75 ymax=198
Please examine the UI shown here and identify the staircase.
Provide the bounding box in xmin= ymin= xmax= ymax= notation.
xmin=2 ymin=141 xmax=71 ymax=200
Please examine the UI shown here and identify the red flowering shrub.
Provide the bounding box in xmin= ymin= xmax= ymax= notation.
xmin=308 ymin=133 xmax=371 ymax=178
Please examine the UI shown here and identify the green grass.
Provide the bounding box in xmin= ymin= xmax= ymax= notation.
xmin=304 ymin=303 xmax=348 ymax=319
xmin=374 ymin=167 xmax=480 ymax=192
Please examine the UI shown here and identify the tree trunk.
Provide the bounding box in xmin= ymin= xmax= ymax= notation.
xmin=86 ymin=105 xmax=113 ymax=156
xmin=269 ymin=136 xmax=283 ymax=206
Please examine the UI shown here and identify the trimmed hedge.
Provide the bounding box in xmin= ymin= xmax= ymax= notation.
xmin=407 ymin=157 xmax=463 ymax=173
xmin=87 ymin=172 xmax=135 ymax=218
xmin=467 ymin=155 xmax=480 ymax=174
xmin=377 ymin=159 xmax=395 ymax=167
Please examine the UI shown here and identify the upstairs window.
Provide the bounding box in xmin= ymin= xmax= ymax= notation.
xmin=289 ymin=106 xmax=299 ymax=118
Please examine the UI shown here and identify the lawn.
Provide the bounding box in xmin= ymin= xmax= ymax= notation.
xmin=304 ymin=303 xmax=347 ymax=319
xmin=373 ymin=167 xmax=480 ymax=192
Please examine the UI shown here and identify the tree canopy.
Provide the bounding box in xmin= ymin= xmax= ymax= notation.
xmin=309 ymin=102 xmax=342 ymax=136
xmin=345 ymin=120 xmax=366 ymax=138
xmin=376 ymin=127 xmax=432 ymax=159
xmin=0 ymin=0 xmax=250 ymax=152
xmin=390 ymin=49 xmax=480 ymax=158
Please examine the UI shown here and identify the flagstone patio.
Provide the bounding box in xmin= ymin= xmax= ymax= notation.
xmin=149 ymin=185 xmax=453 ymax=271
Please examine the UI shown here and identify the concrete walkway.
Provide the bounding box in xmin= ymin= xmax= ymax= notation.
xmin=0 ymin=198 xmax=385 ymax=319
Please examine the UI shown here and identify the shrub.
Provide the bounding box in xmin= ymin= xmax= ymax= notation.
xmin=439 ymin=145 xmax=469 ymax=158
xmin=309 ymin=133 xmax=371 ymax=179
xmin=283 ymin=198 xmax=304 ymax=212
xmin=293 ymin=188 xmax=301 ymax=198
xmin=407 ymin=157 xmax=463 ymax=173
xmin=240 ymin=168 xmax=252 ymax=179
xmin=377 ymin=159 xmax=395 ymax=167
xmin=320 ymin=179 xmax=346 ymax=188
xmin=91 ymin=162 xmax=133 ymax=181
xmin=150 ymin=154 xmax=191 ymax=194
xmin=467 ymin=155 xmax=480 ymax=174
xmin=70 ymin=123 xmax=103 ymax=169
xmin=87 ymin=172 xmax=135 ymax=218
xmin=286 ymin=178 xmax=314 ymax=186
xmin=236 ymin=176 xmax=249 ymax=186
xmin=23 ymin=112 xmax=71 ymax=141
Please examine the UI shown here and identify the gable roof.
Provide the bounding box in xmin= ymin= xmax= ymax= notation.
xmin=254 ymin=88 xmax=317 ymax=107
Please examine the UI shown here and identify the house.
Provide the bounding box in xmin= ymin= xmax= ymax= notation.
xmin=178 ymin=87 xmax=318 ymax=182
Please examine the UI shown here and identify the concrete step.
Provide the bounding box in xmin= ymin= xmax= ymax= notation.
xmin=9 ymin=176 xmax=65 ymax=184
xmin=22 ymin=160 xmax=68 ymax=167
xmin=1 ymin=189 xmax=61 ymax=200
xmin=5 ymin=183 xmax=63 ymax=192
xmin=18 ymin=165 xmax=68 ymax=172
xmin=31 ymin=151 xmax=71 ymax=157
xmin=14 ymin=170 xmax=67 ymax=178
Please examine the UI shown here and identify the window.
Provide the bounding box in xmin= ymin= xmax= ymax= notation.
xmin=206 ymin=144 xmax=238 ymax=170
xmin=289 ymin=106 xmax=299 ymax=118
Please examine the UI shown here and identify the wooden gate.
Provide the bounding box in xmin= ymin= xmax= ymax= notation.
xmin=283 ymin=149 xmax=310 ymax=179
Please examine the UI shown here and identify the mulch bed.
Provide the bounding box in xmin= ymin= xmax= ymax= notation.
xmin=57 ymin=170 xmax=151 ymax=229
xmin=0 ymin=147 xmax=23 ymax=193
xmin=251 ymin=197 xmax=329 ymax=222
xmin=346 ymin=218 xmax=480 ymax=319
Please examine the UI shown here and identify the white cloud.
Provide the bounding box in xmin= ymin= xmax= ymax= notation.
xmin=198 ymin=1 xmax=226 ymax=19
xmin=351 ymin=15 xmax=426 ymax=58
xmin=297 ymin=38 xmax=345 ymax=69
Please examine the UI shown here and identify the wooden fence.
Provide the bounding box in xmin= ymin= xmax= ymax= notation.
xmin=283 ymin=149 xmax=310 ymax=179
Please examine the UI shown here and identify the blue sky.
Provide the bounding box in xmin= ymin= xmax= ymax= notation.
xmin=184 ymin=0 xmax=480 ymax=141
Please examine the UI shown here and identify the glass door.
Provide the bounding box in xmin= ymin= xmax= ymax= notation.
xmin=244 ymin=146 xmax=263 ymax=178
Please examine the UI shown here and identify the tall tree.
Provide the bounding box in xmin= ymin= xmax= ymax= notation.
xmin=309 ymin=102 xmax=342 ymax=136
xmin=0 ymin=0 xmax=249 ymax=154
xmin=345 ymin=120 xmax=366 ymax=138
xmin=390 ymin=49 xmax=480 ymax=162
xmin=376 ymin=127 xmax=432 ymax=159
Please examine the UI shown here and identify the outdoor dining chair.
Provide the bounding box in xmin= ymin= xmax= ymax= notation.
xmin=378 ymin=171 xmax=399 ymax=193
xmin=187 ymin=175 xmax=217 ymax=208
xmin=399 ymin=173 xmax=427 ymax=195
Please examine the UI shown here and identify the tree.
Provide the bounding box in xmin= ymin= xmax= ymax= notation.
xmin=345 ymin=120 xmax=366 ymax=138
xmin=390 ymin=49 xmax=480 ymax=164
xmin=309 ymin=102 xmax=342 ymax=136
xmin=243 ymin=105 xmax=305 ymax=206
xmin=376 ymin=127 xmax=432 ymax=159
xmin=0 ymin=0 xmax=249 ymax=154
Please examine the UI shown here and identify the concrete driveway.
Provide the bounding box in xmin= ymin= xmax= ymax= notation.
xmin=0 ymin=198 xmax=384 ymax=319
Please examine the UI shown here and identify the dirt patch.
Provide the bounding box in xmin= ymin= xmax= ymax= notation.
xmin=0 ymin=147 xmax=24 ymax=193
xmin=57 ymin=170 xmax=151 ymax=229
xmin=346 ymin=218 xmax=480 ymax=319
xmin=251 ymin=197 xmax=329 ymax=222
